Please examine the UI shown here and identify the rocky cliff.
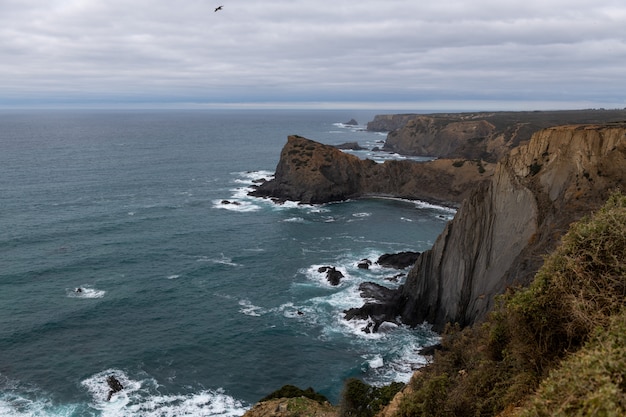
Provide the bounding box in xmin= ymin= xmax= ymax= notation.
xmin=249 ymin=135 xmax=494 ymax=206
xmin=395 ymin=123 xmax=626 ymax=331
xmin=378 ymin=109 xmax=626 ymax=163
xmin=366 ymin=114 xmax=419 ymax=132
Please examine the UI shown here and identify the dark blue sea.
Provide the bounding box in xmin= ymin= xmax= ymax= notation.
xmin=0 ymin=110 xmax=451 ymax=416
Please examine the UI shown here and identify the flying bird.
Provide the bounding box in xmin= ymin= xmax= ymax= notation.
xmin=214 ymin=5 xmax=223 ymax=12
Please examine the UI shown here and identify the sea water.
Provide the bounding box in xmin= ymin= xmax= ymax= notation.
xmin=0 ymin=110 xmax=450 ymax=416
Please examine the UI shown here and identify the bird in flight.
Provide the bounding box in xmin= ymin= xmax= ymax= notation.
xmin=214 ymin=5 xmax=223 ymax=12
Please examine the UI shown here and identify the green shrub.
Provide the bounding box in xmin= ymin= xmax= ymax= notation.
xmin=506 ymin=191 xmax=626 ymax=373
xmin=391 ymin=192 xmax=626 ymax=417
xmin=518 ymin=309 xmax=626 ymax=416
xmin=260 ymin=384 xmax=329 ymax=404
xmin=452 ymin=160 xmax=465 ymax=167
xmin=339 ymin=378 xmax=404 ymax=417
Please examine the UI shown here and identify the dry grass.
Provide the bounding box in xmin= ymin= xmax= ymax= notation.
xmin=388 ymin=191 xmax=626 ymax=417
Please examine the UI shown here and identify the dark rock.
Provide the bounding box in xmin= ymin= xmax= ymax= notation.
xmin=106 ymin=375 xmax=124 ymax=401
xmin=385 ymin=273 xmax=406 ymax=282
xmin=335 ymin=142 xmax=365 ymax=150
xmin=357 ymin=259 xmax=372 ymax=269
xmin=376 ymin=252 xmax=421 ymax=269
xmin=318 ymin=266 xmax=344 ymax=286
xmin=343 ymin=282 xmax=406 ymax=332
xmin=419 ymin=343 xmax=442 ymax=356
xmin=248 ymin=135 xmax=488 ymax=206
xmin=221 ymin=200 xmax=241 ymax=205
xmin=344 ymin=119 xmax=358 ymax=125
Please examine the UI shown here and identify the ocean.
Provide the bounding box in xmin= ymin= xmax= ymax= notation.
xmin=0 ymin=110 xmax=451 ymax=417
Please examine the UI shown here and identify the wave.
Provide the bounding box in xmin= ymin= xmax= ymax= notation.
xmin=196 ymin=254 xmax=240 ymax=267
xmin=81 ymin=369 xmax=249 ymax=417
xmin=66 ymin=286 xmax=106 ymax=299
xmin=282 ymin=249 xmax=438 ymax=385
xmin=238 ymin=299 xmax=267 ymax=317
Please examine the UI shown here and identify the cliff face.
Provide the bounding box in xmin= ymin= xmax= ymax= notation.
xmin=380 ymin=110 xmax=626 ymax=163
xmin=250 ymin=135 xmax=494 ymax=206
xmin=366 ymin=114 xmax=418 ymax=132
xmin=400 ymin=123 xmax=626 ymax=331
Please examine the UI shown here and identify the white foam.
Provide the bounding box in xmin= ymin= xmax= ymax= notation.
xmin=67 ymin=286 xmax=105 ymax=299
xmin=413 ymin=200 xmax=457 ymax=214
xmin=196 ymin=254 xmax=240 ymax=267
xmin=81 ymin=369 xmax=248 ymax=417
xmin=238 ymin=299 xmax=266 ymax=317
xmin=213 ymin=199 xmax=261 ymax=213
xmin=167 ymin=275 xmax=180 ymax=280
xmin=300 ymin=264 xmax=351 ymax=288
xmin=351 ymin=212 xmax=371 ymax=218
xmin=366 ymin=355 xmax=384 ymax=369
xmin=283 ymin=217 xmax=306 ymax=223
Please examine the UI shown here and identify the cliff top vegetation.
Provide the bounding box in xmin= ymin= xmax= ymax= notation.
xmin=390 ymin=191 xmax=626 ymax=417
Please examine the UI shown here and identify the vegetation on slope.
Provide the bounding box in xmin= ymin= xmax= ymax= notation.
xmin=385 ymin=191 xmax=626 ymax=417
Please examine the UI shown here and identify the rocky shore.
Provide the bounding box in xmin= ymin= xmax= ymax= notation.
xmin=243 ymin=111 xmax=626 ymax=417
xmin=249 ymin=135 xmax=493 ymax=206
xmin=250 ymin=114 xmax=626 ymax=333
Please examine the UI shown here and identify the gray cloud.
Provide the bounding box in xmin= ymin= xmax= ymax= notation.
xmin=1 ymin=0 xmax=625 ymax=109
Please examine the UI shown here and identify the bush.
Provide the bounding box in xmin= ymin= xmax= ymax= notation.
xmin=260 ymin=384 xmax=329 ymax=404
xmin=518 ymin=310 xmax=626 ymax=416
xmin=339 ymin=378 xmax=405 ymax=417
xmin=506 ymin=191 xmax=626 ymax=373
xmin=391 ymin=192 xmax=626 ymax=417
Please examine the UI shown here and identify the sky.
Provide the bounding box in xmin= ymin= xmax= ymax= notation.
xmin=1 ymin=0 xmax=625 ymax=110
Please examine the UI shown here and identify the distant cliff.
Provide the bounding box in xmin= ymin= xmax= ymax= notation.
xmin=396 ymin=123 xmax=626 ymax=331
xmin=374 ymin=109 xmax=626 ymax=163
xmin=249 ymin=135 xmax=494 ymax=206
xmin=366 ymin=114 xmax=419 ymax=132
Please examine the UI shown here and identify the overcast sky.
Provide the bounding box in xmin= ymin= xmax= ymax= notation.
xmin=1 ymin=0 xmax=625 ymax=110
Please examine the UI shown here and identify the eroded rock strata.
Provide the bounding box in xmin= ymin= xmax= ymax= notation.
xmin=358 ymin=123 xmax=626 ymax=332
xmin=373 ymin=109 xmax=626 ymax=162
xmin=249 ymin=135 xmax=493 ymax=206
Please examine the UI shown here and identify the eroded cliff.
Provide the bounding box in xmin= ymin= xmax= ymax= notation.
xmin=249 ymin=135 xmax=494 ymax=206
xmin=398 ymin=123 xmax=626 ymax=331
xmin=379 ymin=109 xmax=626 ymax=162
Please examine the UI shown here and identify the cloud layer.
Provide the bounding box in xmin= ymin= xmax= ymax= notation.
xmin=1 ymin=0 xmax=625 ymax=109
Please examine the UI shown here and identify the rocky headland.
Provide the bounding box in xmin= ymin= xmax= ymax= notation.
xmin=250 ymin=118 xmax=626 ymax=333
xmin=243 ymin=113 xmax=626 ymax=417
xmin=369 ymin=109 xmax=626 ymax=162
xmin=355 ymin=122 xmax=626 ymax=332
xmin=249 ymin=135 xmax=494 ymax=207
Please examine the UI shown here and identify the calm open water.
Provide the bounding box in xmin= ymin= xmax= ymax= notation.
xmin=0 ymin=110 xmax=449 ymax=416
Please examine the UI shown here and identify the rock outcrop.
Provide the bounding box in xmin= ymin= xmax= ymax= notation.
xmin=378 ymin=109 xmax=626 ymax=162
xmin=249 ymin=135 xmax=493 ymax=206
xmin=366 ymin=114 xmax=419 ymax=132
xmin=354 ymin=123 xmax=626 ymax=332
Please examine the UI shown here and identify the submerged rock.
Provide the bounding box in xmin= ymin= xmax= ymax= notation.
xmin=318 ymin=266 xmax=344 ymax=286
xmin=106 ymin=375 xmax=124 ymax=401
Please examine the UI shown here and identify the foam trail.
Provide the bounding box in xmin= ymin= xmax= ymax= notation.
xmin=67 ymin=286 xmax=106 ymax=299
xmin=82 ymin=369 xmax=249 ymax=417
